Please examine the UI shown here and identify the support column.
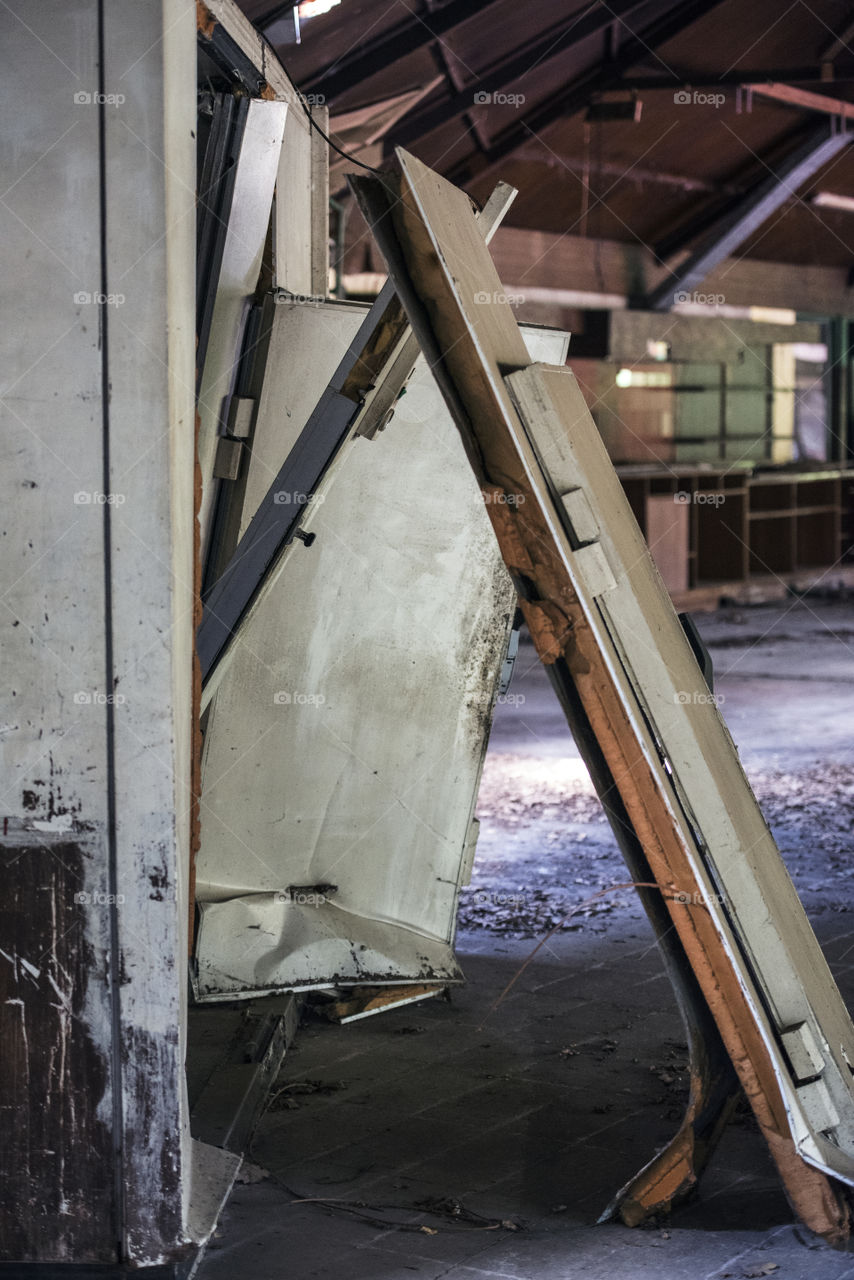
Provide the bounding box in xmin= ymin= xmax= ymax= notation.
xmin=0 ymin=0 xmax=197 ymax=1268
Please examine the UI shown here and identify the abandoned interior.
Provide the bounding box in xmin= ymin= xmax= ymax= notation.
xmin=6 ymin=0 xmax=854 ymax=1277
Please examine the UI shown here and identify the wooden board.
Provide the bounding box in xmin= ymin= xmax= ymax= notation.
xmin=318 ymin=984 xmax=445 ymax=1023
xmin=274 ymin=104 xmax=314 ymax=296
xmin=358 ymin=146 xmax=854 ymax=1241
xmin=197 ymin=98 xmax=288 ymax=555
xmin=646 ymin=494 xmax=690 ymax=593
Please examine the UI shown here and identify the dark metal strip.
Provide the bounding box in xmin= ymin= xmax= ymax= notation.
xmin=198 ymin=280 xmax=399 ymax=684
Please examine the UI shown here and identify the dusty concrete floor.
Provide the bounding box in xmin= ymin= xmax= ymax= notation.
xmin=197 ymin=597 xmax=854 ymax=1280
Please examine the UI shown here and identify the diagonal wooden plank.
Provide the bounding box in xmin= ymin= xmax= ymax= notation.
xmin=354 ymin=145 xmax=854 ymax=1241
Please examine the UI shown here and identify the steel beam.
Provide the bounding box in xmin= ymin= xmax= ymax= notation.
xmin=652 ymin=123 xmax=817 ymax=261
xmin=649 ymin=124 xmax=853 ymax=311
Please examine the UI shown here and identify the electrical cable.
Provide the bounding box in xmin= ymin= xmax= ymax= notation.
xmin=279 ymin=57 xmax=387 ymax=175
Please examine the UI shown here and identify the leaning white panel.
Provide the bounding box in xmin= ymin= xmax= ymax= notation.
xmin=194 ymin=302 xmax=566 ymax=1000
xmin=507 ymin=361 xmax=854 ymax=1186
xmin=197 ymin=99 xmax=288 ymax=554
xmin=195 ymin=897 xmax=464 ymax=1001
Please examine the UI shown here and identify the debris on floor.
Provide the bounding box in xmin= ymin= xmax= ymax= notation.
xmin=308 ymin=984 xmax=447 ymax=1023
xmin=266 ymin=1079 xmax=348 ymax=1110
xmin=460 ymin=755 xmax=854 ymax=937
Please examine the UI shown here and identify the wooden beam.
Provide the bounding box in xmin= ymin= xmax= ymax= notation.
xmin=747 ymin=81 xmax=854 ymax=120
xmin=443 ymin=0 xmax=729 ymax=187
xmin=330 ymin=83 xmax=442 ymax=146
xmin=652 ymin=122 xmax=822 ymax=260
xmin=511 ymin=139 xmax=732 ymax=195
xmin=819 ymin=19 xmax=854 ymax=63
xmin=298 ymin=0 xmax=506 ymax=101
xmin=593 ymin=66 xmax=854 ymax=89
xmin=199 ymin=0 xmax=309 ymax=126
xmin=386 ymin=0 xmax=648 ymax=149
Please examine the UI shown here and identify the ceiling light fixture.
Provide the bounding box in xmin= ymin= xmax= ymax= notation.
xmin=812 ymin=191 xmax=854 ymax=213
xmin=298 ymin=0 xmax=342 ymax=17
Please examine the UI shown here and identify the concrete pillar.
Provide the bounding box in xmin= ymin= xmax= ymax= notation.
xmin=0 ymin=0 xmax=197 ymax=1267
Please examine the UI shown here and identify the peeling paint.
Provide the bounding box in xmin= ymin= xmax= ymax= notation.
xmin=0 ymin=828 xmax=114 ymax=1261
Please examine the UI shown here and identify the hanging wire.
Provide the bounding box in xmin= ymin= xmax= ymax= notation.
xmin=280 ymin=57 xmax=387 ymax=175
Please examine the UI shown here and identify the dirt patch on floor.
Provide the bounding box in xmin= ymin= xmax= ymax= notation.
xmin=460 ymin=756 xmax=854 ymax=937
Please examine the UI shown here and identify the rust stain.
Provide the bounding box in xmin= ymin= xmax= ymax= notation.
xmin=618 ymin=1124 xmax=697 ymax=1226
xmin=518 ymin=599 xmax=571 ymax=665
xmin=568 ymin=644 xmax=851 ymax=1241
xmin=196 ymin=0 xmax=216 ymax=38
xmin=482 ymin=489 xmax=534 ymax=573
